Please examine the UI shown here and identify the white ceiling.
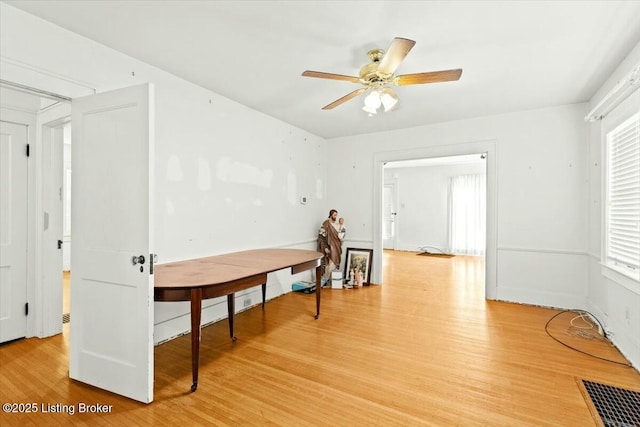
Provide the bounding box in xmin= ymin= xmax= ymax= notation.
xmin=5 ymin=1 xmax=640 ymax=139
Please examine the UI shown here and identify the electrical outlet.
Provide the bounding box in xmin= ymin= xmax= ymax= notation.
xmin=243 ymin=297 xmax=251 ymax=308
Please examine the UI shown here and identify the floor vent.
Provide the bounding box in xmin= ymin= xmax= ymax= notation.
xmin=578 ymin=379 xmax=640 ymax=426
xmin=62 ymin=313 xmax=70 ymax=324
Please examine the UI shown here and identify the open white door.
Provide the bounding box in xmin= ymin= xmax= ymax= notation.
xmin=0 ymin=121 xmax=28 ymax=343
xmin=42 ymin=124 xmax=65 ymax=336
xmin=70 ymin=83 xmax=154 ymax=403
xmin=383 ymin=182 xmax=397 ymax=250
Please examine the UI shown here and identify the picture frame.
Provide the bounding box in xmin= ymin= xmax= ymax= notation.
xmin=343 ymin=248 xmax=373 ymax=286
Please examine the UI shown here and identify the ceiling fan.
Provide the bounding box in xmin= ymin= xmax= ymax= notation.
xmin=302 ymin=37 xmax=462 ymax=113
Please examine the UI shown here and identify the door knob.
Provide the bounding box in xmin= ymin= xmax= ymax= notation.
xmin=131 ymin=255 xmax=146 ymax=265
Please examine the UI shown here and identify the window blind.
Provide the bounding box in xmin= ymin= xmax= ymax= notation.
xmin=606 ymin=113 xmax=640 ymax=278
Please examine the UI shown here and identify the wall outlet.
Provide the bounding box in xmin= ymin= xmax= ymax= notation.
xmin=243 ymin=297 xmax=251 ymax=308
xmin=624 ymin=307 xmax=631 ymax=325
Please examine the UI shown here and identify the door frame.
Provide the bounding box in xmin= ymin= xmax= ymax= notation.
xmin=372 ymin=140 xmax=498 ymax=300
xmin=1 ymin=77 xmax=84 ymax=339
xmin=38 ymin=108 xmax=71 ymax=337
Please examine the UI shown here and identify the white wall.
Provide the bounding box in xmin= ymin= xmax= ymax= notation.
xmin=586 ymin=41 xmax=640 ymax=368
xmin=0 ymin=4 xmax=327 ymax=343
xmin=328 ymin=103 xmax=589 ymax=309
xmin=384 ymin=162 xmax=486 ymax=252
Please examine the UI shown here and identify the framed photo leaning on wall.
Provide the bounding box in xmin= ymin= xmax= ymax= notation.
xmin=344 ymin=248 xmax=373 ymax=286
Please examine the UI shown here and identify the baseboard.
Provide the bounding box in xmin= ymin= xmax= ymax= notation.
xmin=496 ymin=287 xmax=587 ymax=310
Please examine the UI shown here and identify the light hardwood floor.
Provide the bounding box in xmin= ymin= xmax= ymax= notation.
xmin=63 ymin=271 xmax=70 ymax=316
xmin=1 ymin=250 xmax=638 ymax=426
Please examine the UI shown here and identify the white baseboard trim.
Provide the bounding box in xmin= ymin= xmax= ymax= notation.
xmin=497 ymin=287 xmax=587 ymax=310
xmin=154 ymin=298 xmax=226 ymax=345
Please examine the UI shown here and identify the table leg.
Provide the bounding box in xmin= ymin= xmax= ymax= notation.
xmin=261 ymin=283 xmax=266 ymax=309
xmin=190 ymin=288 xmax=202 ymax=392
xmin=227 ymin=293 xmax=237 ymax=341
xmin=315 ymin=265 xmax=321 ymax=319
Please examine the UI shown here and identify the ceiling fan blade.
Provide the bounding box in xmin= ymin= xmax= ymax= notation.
xmin=394 ymin=69 xmax=463 ymax=86
xmin=302 ymin=70 xmax=360 ymax=83
xmin=377 ymin=38 xmax=416 ymax=75
xmin=322 ymin=88 xmax=367 ymax=110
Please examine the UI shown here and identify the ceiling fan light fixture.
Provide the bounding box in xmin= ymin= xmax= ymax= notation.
xmin=364 ymin=90 xmax=382 ymax=110
xmin=362 ymin=104 xmax=378 ymax=115
xmin=380 ymin=88 xmax=399 ymax=112
xmin=363 ymin=88 xmax=398 ymax=114
xmin=302 ymin=37 xmax=462 ymax=112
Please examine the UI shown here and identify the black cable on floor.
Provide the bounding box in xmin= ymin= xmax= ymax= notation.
xmin=544 ymin=309 xmax=633 ymax=367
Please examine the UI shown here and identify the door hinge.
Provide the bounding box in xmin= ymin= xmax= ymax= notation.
xmin=25 ymin=302 xmax=29 ymax=316
xmin=26 ymin=144 xmax=30 ymax=157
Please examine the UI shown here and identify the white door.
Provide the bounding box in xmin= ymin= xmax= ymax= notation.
xmin=42 ymin=124 xmax=64 ymax=334
xmin=383 ymin=182 xmax=397 ymax=250
xmin=70 ymin=83 xmax=154 ymax=403
xmin=0 ymin=121 xmax=28 ymax=343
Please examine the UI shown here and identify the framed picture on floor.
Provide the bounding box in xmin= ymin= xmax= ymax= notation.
xmin=344 ymin=248 xmax=373 ymax=286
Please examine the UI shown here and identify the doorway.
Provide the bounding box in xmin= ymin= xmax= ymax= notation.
xmin=383 ymin=154 xmax=486 ymax=256
xmin=0 ymin=83 xmax=71 ymax=341
xmin=60 ymin=123 xmax=72 ymax=324
xmin=46 ymin=122 xmax=72 ymax=325
xmin=373 ymin=141 xmax=498 ymax=300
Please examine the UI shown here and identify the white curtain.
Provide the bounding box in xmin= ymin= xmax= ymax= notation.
xmin=449 ymin=174 xmax=486 ymax=256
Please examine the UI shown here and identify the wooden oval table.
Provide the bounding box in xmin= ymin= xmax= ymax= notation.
xmin=154 ymin=248 xmax=323 ymax=392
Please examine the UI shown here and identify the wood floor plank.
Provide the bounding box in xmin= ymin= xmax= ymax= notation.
xmin=1 ymin=250 xmax=638 ymax=426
